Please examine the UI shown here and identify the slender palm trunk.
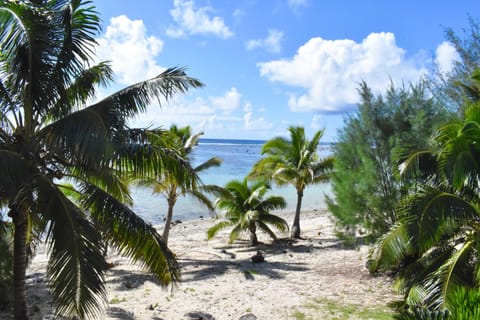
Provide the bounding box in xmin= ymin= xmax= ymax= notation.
xmin=162 ymin=201 xmax=175 ymax=246
xmin=291 ymin=189 xmax=303 ymax=239
xmin=12 ymin=209 xmax=29 ymax=320
xmin=249 ymin=224 xmax=258 ymax=246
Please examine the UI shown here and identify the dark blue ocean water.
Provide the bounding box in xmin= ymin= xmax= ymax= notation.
xmin=131 ymin=139 xmax=332 ymax=224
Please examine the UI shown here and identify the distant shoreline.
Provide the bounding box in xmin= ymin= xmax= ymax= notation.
xmin=199 ymin=137 xmax=333 ymax=146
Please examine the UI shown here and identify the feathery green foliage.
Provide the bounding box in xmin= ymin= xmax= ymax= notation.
xmin=370 ymin=70 xmax=480 ymax=312
xmin=207 ymin=177 xmax=288 ymax=245
xmin=250 ymin=126 xmax=332 ymax=238
xmin=327 ymin=82 xmax=447 ymax=240
xmin=0 ymin=1 xmax=203 ymax=318
xmin=447 ymin=287 xmax=480 ymax=319
xmin=426 ymin=17 xmax=480 ymax=113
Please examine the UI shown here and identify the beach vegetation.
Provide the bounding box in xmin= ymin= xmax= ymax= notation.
xmin=426 ymin=17 xmax=480 ymax=113
xmin=369 ymin=70 xmax=480 ymax=314
xmin=0 ymin=0 xmax=203 ymax=318
xmin=290 ymin=299 xmax=394 ymax=320
xmin=135 ymin=125 xmax=221 ymax=245
xmin=250 ymin=126 xmax=333 ymax=239
xmin=207 ymin=177 xmax=288 ymax=246
xmin=327 ymin=82 xmax=447 ymax=241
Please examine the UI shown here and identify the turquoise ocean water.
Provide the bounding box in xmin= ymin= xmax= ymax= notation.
xmin=131 ymin=139 xmax=332 ymax=224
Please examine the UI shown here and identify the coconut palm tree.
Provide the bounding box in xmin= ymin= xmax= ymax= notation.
xmin=137 ymin=125 xmax=221 ymax=245
xmin=207 ymin=178 xmax=288 ymax=246
xmin=369 ymin=71 xmax=480 ymax=311
xmin=250 ymin=126 xmax=333 ymax=238
xmin=0 ymin=1 xmax=203 ymax=319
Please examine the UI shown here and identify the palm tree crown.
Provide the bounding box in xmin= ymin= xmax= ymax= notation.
xmin=0 ymin=1 xmax=203 ymax=318
xmin=250 ymin=126 xmax=333 ymax=238
xmin=137 ymin=125 xmax=222 ymax=245
xmin=207 ymin=177 xmax=288 ymax=246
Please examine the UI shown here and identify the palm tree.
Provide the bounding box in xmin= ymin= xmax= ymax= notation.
xmin=0 ymin=1 xmax=203 ymax=319
xmin=137 ymin=125 xmax=221 ymax=245
xmin=369 ymin=71 xmax=480 ymax=311
xmin=207 ymin=178 xmax=288 ymax=246
xmin=250 ymin=126 xmax=333 ymax=239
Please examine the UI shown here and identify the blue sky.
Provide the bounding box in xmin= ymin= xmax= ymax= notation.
xmin=93 ymin=0 xmax=479 ymax=142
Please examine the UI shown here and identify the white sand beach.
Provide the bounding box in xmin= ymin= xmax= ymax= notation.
xmin=3 ymin=210 xmax=399 ymax=320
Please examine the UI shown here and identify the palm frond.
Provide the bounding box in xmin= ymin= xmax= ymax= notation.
xmin=194 ymin=156 xmax=222 ymax=172
xmin=0 ymin=150 xmax=32 ymax=199
xmin=88 ymin=67 xmax=203 ymax=119
xmin=114 ymin=135 xmax=197 ymax=186
xmin=38 ymin=107 xmax=112 ymax=171
xmin=49 ymin=62 xmax=113 ymax=119
xmin=423 ymin=240 xmax=475 ymax=309
xmin=79 ymin=183 xmax=180 ymax=285
xmin=256 ymin=220 xmax=278 ymax=241
xmin=50 ymin=0 xmax=101 ymax=84
xmin=258 ymin=195 xmax=287 ymax=212
xmin=207 ymin=220 xmax=233 ymax=240
xmin=228 ymin=223 xmax=243 ymax=244
xmin=188 ymin=188 xmax=215 ymax=211
xmin=404 ymin=186 xmax=476 ymax=253
xmin=368 ymin=223 xmax=411 ymax=272
xmin=62 ymin=168 xmax=134 ymax=206
xmin=399 ymin=150 xmax=438 ymax=181
xmin=258 ymin=214 xmax=288 ymax=232
xmin=35 ymin=176 xmax=106 ymax=319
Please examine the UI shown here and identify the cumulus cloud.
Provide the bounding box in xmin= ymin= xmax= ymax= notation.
xmin=129 ymin=88 xmax=274 ymax=137
xmin=209 ymin=87 xmax=242 ymax=114
xmin=243 ymin=102 xmax=273 ymax=130
xmin=246 ymin=29 xmax=284 ymax=53
xmin=258 ymin=32 xmax=429 ymax=113
xmin=166 ymin=0 xmax=233 ymax=39
xmin=435 ymin=41 xmax=459 ymax=74
xmin=130 ymin=88 xmax=242 ymax=128
xmin=96 ymin=15 xmax=164 ymax=85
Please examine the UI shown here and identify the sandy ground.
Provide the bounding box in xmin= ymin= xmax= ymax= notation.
xmin=2 ymin=210 xmax=399 ymax=319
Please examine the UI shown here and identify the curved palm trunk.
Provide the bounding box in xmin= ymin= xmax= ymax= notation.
xmin=291 ymin=189 xmax=303 ymax=239
xmin=249 ymin=224 xmax=258 ymax=246
xmin=162 ymin=200 xmax=175 ymax=246
xmin=12 ymin=209 xmax=29 ymax=320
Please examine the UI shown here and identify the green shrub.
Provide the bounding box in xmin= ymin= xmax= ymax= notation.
xmin=447 ymin=287 xmax=480 ymax=320
xmin=394 ymin=306 xmax=449 ymax=320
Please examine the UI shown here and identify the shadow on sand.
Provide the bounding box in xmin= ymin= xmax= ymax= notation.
xmin=178 ymin=235 xmax=348 ymax=282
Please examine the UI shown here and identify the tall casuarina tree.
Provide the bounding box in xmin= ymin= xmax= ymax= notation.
xmin=0 ymin=1 xmax=203 ymax=319
xmin=369 ymin=70 xmax=480 ymax=311
xmin=250 ymin=126 xmax=333 ymax=239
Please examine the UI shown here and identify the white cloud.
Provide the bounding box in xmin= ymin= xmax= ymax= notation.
xmin=287 ymin=0 xmax=308 ymax=14
xmin=130 ymin=88 xmax=242 ymax=129
xmin=129 ymin=88 xmax=275 ymax=138
xmin=209 ymin=87 xmax=241 ymax=114
xmin=310 ymin=114 xmax=324 ymax=130
xmin=166 ymin=0 xmax=233 ymax=39
xmin=246 ymin=29 xmax=284 ymax=53
xmin=258 ymin=32 xmax=429 ymax=113
xmin=435 ymin=41 xmax=459 ymax=74
xmin=243 ymin=102 xmax=273 ymax=130
xmin=96 ymin=15 xmax=164 ymax=85
xmin=288 ymin=0 xmax=308 ymax=8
